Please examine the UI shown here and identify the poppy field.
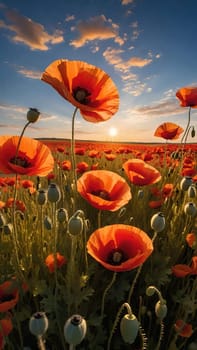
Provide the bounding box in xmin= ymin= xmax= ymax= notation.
xmin=0 ymin=59 xmax=197 ymax=350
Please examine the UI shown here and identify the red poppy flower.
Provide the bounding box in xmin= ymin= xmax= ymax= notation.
xmin=186 ymin=233 xmax=196 ymax=248
xmin=0 ymin=316 xmax=13 ymax=349
xmin=45 ymin=252 xmax=67 ymax=273
xmin=176 ymin=86 xmax=197 ymax=108
xmin=0 ymin=136 xmax=54 ymax=176
xmin=76 ymin=161 xmax=89 ymax=174
xmin=174 ymin=320 xmax=193 ymax=337
xmin=41 ymin=59 xmax=119 ymax=122
xmin=0 ymin=280 xmax=19 ymax=312
xmin=87 ymin=224 xmax=153 ymax=272
xmin=123 ymin=159 xmax=161 ymax=186
xmin=154 ymin=122 xmax=184 ymax=140
xmin=172 ymin=256 xmax=197 ymax=277
xmin=105 ymin=154 xmax=117 ymax=161
xmin=75 ymin=147 xmax=86 ymax=156
xmin=61 ymin=160 xmax=72 ymax=171
xmin=77 ymin=170 xmax=131 ymax=211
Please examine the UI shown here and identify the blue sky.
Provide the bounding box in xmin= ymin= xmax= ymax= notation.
xmin=0 ymin=0 xmax=197 ymax=143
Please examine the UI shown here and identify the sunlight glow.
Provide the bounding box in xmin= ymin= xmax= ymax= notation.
xmin=108 ymin=127 xmax=118 ymax=138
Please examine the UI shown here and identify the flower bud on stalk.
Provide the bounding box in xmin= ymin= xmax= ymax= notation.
xmin=44 ymin=216 xmax=52 ymax=230
xmin=57 ymin=208 xmax=68 ymax=223
xmin=68 ymin=215 xmax=83 ymax=236
xmin=29 ymin=312 xmax=48 ymax=337
xmin=3 ymin=223 xmax=13 ymax=235
xmin=180 ymin=177 xmax=193 ymax=191
xmin=37 ymin=189 xmax=47 ymax=205
xmin=26 ymin=108 xmax=40 ymax=123
xmin=150 ymin=212 xmax=165 ymax=232
xmin=146 ymin=285 xmax=167 ymax=320
xmin=64 ymin=314 xmax=87 ymax=346
xmin=188 ymin=185 xmax=196 ymax=198
xmin=120 ymin=313 xmax=139 ymax=344
xmin=47 ymin=183 xmax=61 ymax=203
xmin=0 ymin=213 xmax=6 ymax=227
xmin=184 ymin=202 xmax=197 ymax=217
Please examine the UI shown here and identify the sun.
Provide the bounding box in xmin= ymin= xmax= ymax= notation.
xmin=108 ymin=127 xmax=118 ymax=138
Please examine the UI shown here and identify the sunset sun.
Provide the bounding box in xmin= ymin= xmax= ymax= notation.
xmin=108 ymin=127 xmax=118 ymax=138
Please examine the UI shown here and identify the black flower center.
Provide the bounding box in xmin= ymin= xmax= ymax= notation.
xmin=73 ymin=87 xmax=91 ymax=104
xmin=0 ymin=294 xmax=14 ymax=302
xmin=10 ymin=156 xmax=31 ymax=168
xmin=91 ymin=190 xmax=110 ymax=200
xmin=107 ymin=249 xmax=127 ymax=265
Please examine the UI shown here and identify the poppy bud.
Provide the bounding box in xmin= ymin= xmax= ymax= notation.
xmin=0 ymin=213 xmax=6 ymax=227
xmin=27 ymin=108 xmax=40 ymax=123
xmin=188 ymin=185 xmax=196 ymax=198
xmin=44 ymin=216 xmax=52 ymax=230
xmin=191 ymin=127 xmax=195 ymax=138
xmin=150 ymin=212 xmax=165 ymax=232
xmin=180 ymin=177 xmax=193 ymax=191
xmin=68 ymin=215 xmax=83 ymax=236
xmin=47 ymin=183 xmax=61 ymax=203
xmin=29 ymin=312 xmax=48 ymax=337
xmin=137 ymin=189 xmax=144 ymax=199
xmin=146 ymin=285 xmax=156 ymax=296
xmin=37 ymin=189 xmax=47 ymax=205
xmin=3 ymin=223 xmax=13 ymax=235
xmin=63 ymin=314 xmax=87 ymax=346
xmin=184 ymin=202 xmax=197 ymax=217
xmin=120 ymin=313 xmax=139 ymax=344
xmin=57 ymin=208 xmax=68 ymax=223
xmin=155 ymin=300 xmax=167 ymax=320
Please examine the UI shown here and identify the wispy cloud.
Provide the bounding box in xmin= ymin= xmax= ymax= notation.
xmin=133 ymin=97 xmax=185 ymax=117
xmin=65 ymin=15 xmax=75 ymax=22
xmin=121 ymin=0 xmax=134 ymax=5
xmin=0 ymin=5 xmax=64 ymax=50
xmin=17 ymin=67 xmax=42 ymax=79
xmin=70 ymin=15 xmax=125 ymax=48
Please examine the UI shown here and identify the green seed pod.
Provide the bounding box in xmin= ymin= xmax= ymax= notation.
xmin=184 ymin=202 xmax=197 ymax=217
xmin=37 ymin=189 xmax=47 ymax=205
xmin=3 ymin=223 xmax=13 ymax=235
xmin=64 ymin=314 xmax=87 ymax=346
xmin=29 ymin=312 xmax=48 ymax=337
xmin=0 ymin=213 xmax=6 ymax=227
xmin=187 ymin=342 xmax=197 ymax=350
xmin=137 ymin=189 xmax=144 ymax=199
xmin=68 ymin=216 xmax=83 ymax=236
xmin=180 ymin=177 xmax=193 ymax=191
xmin=26 ymin=108 xmax=40 ymax=123
xmin=188 ymin=185 xmax=196 ymax=198
xmin=191 ymin=127 xmax=195 ymax=138
xmin=120 ymin=313 xmax=139 ymax=344
xmin=155 ymin=300 xmax=167 ymax=320
xmin=57 ymin=208 xmax=68 ymax=223
xmin=44 ymin=216 xmax=52 ymax=230
xmin=150 ymin=212 xmax=165 ymax=232
xmin=47 ymin=183 xmax=61 ymax=203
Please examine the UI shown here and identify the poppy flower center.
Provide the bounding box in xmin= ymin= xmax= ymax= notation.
xmin=0 ymin=294 xmax=14 ymax=302
xmin=107 ymin=249 xmax=127 ymax=265
xmin=10 ymin=156 xmax=31 ymax=168
xmin=91 ymin=189 xmax=110 ymax=200
xmin=73 ymin=87 xmax=91 ymax=104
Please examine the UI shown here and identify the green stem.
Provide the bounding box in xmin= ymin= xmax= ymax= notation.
xmin=181 ymin=106 xmax=191 ymax=144
xmin=71 ymin=107 xmax=78 ymax=209
xmin=101 ymin=272 xmax=117 ymax=319
xmin=127 ymin=264 xmax=143 ymax=305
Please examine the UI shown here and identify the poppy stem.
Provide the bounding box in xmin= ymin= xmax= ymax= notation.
xmin=14 ymin=121 xmax=32 ymax=161
xmin=181 ymin=106 xmax=191 ymax=144
xmin=101 ymin=271 xmax=117 ymax=319
xmin=71 ymin=107 xmax=78 ymax=208
xmin=127 ymin=264 xmax=143 ymax=305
